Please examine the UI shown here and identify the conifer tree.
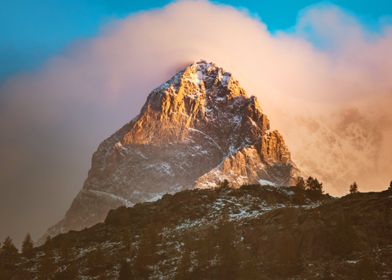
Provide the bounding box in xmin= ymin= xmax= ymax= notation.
xmin=295 ymin=177 xmax=306 ymax=190
xmin=219 ymin=179 xmax=230 ymax=189
xmin=58 ymin=238 xmax=71 ymax=260
xmin=1 ymin=237 xmax=18 ymax=254
xmin=44 ymin=236 xmax=52 ymax=250
xmin=0 ymin=237 xmax=19 ymax=269
xmin=306 ymin=177 xmax=323 ymax=195
xmin=349 ymin=182 xmax=359 ymax=194
xmin=38 ymin=238 xmax=56 ymax=279
xmin=22 ymin=233 xmax=34 ymax=258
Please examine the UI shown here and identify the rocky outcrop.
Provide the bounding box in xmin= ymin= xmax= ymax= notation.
xmin=44 ymin=60 xmax=299 ymax=240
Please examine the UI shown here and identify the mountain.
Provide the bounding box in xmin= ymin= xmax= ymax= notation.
xmin=44 ymin=60 xmax=299 ymax=240
xmin=5 ymin=186 xmax=392 ymax=279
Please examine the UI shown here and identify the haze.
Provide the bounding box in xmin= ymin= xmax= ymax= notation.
xmin=1 ymin=0 xmax=391 ymax=245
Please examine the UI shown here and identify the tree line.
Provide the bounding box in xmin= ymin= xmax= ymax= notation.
xmin=1 ymin=179 xmax=392 ymax=279
xmin=296 ymin=177 xmax=392 ymax=195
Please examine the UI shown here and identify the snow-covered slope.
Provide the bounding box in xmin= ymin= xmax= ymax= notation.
xmin=43 ymin=60 xmax=299 ymax=240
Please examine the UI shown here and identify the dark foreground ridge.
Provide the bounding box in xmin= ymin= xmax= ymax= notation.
xmin=1 ymin=185 xmax=392 ymax=279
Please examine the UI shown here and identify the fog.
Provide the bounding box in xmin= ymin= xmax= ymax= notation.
xmin=1 ymin=0 xmax=391 ymax=245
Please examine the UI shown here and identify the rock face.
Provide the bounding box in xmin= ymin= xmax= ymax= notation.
xmin=45 ymin=60 xmax=299 ymax=238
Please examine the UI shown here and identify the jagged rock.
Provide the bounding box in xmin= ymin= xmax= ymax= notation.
xmin=43 ymin=60 xmax=299 ymax=240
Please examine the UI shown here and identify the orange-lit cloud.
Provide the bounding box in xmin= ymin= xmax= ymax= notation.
xmin=1 ymin=0 xmax=391 ymax=244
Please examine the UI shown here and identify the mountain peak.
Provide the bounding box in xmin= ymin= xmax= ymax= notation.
xmin=135 ymin=60 xmax=265 ymax=147
xmin=155 ymin=60 xmax=245 ymax=100
xmin=43 ymin=61 xmax=300 ymax=241
xmin=184 ymin=60 xmax=233 ymax=86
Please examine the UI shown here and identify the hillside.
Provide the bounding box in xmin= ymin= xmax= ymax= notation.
xmin=2 ymin=185 xmax=391 ymax=279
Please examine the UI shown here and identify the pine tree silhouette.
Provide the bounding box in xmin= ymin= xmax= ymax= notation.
xmin=306 ymin=177 xmax=323 ymax=195
xmin=295 ymin=177 xmax=306 ymax=190
xmin=349 ymin=182 xmax=359 ymax=194
xmin=0 ymin=237 xmax=19 ymax=269
xmin=38 ymin=238 xmax=56 ymax=279
xmin=22 ymin=233 xmax=34 ymax=258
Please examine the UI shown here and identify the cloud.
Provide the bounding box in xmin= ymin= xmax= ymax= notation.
xmin=1 ymin=0 xmax=392 ymax=244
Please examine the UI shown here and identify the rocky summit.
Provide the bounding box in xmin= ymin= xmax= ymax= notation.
xmin=45 ymin=60 xmax=299 ymax=239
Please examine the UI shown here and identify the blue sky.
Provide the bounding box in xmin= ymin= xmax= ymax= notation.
xmin=1 ymin=0 xmax=391 ymax=80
